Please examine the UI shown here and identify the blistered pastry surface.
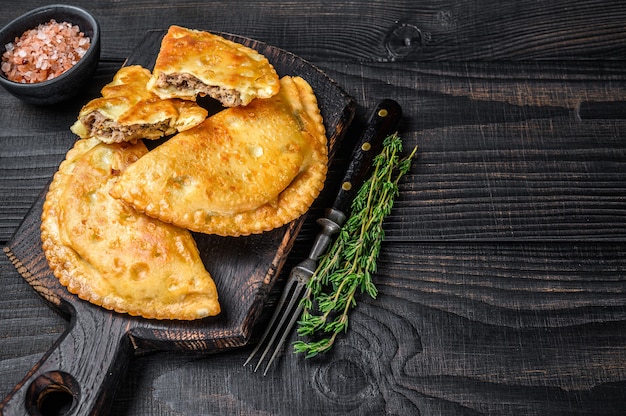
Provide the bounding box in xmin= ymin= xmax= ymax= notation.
xmin=110 ymin=75 xmax=328 ymax=236
xmin=41 ymin=138 xmax=220 ymax=320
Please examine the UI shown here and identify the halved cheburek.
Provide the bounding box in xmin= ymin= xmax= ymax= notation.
xmin=110 ymin=75 xmax=328 ymax=237
xmin=146 ymin=25 xmax=280 ymax=106
xmin=70 ymin=65 xmax=208 ymax=144
xmin=41 ymin=138 xmax=220 ymax=320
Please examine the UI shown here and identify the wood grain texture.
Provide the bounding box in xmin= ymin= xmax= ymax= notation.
xmin=4 ymin=60 xmax=626 ymax=242
xmin=2 ymin=0 xmax=626 ymax=415
xmin=4 ymin=242 xmax=624 ymax=415
xmin=0 ymin=0 xmax=626 ymax=66
xmin=105 ymin=242 xmax=626 ymax=415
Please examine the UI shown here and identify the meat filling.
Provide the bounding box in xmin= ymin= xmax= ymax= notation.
xmin=80 ymin=111 xmax=172 ymax=143
xmin=157 ymin=72 xmax=243 ymax=107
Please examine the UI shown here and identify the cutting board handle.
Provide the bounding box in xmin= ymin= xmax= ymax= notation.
xmin=0 ymin=302 xmax=133 ymax=416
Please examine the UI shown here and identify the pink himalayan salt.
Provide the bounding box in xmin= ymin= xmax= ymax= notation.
xmin=1 ymin=19 xmax=91 ymax=83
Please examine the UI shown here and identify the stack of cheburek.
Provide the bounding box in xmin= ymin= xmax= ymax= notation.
xmin=41 ymin=26 xmax=328 ymax=320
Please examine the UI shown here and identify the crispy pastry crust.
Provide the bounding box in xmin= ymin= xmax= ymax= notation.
xmin=70 ymin=65 xmax=208 ymax=144
xmin=146 ymin=26 xmax=280 ymax=106
xmin=41 ymin=138 xmax=220 ymax=320
xmin=110 ymin=76 xmax=328 ymax=236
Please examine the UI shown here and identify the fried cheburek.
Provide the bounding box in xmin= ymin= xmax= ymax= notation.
xmin=110 ymin=75 xmax=327 ymax=236
xmin=41 ymin=138 xmax=220 ymax=320
xmin=147 ymin=25 xmax=280 ymax=106
xmin=70 ymin=65 xmax=208 ymax=144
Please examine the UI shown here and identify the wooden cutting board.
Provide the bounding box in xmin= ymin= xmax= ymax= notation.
xmin=1 ymin=29 xmax=355 ymax=416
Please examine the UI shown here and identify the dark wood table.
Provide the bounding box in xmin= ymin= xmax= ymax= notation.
xmin=2 ymin=1 xmax=626 ymax=415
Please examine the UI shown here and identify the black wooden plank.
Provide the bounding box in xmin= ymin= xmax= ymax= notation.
xmin=386 ymin=118 xmax=626 ymax=241
xmin=113 ymin=242 xmax=626 ymax=415
xmin=2 ymin=1 xmax=626 ymax=63
xmin=4 ymin=241 xmax=626 ymax=414
xmin=4 ymin=61 xmax=626 ymax=243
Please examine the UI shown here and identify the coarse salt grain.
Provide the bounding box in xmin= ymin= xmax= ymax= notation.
xmin=1 ymin=19 xmax=91 ymax=83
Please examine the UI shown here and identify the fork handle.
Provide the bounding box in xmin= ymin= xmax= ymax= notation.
xmin=332 ymin=99 xmax=402 ymax=215
xmin=307 ymin=100 xmax=402 ymax=266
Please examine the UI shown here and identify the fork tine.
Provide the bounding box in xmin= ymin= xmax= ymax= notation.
xmin=251 ymin=298 xmax=296 ymax=372
xmin=243 ymin=283 xmax=292 ymax=367
xmin=261 ymin=300 xmax=305 ymax=375
xmin=255 ymin=284 xmax=308 ymax=374
xmin=243 ymin=277 xmax=307 ymax=371
xmin=250 ymin=289 xmax=301 ymax=372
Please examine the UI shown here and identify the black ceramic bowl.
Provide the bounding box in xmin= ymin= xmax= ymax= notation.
xmin=0 ymin=4 xmax=100 ymax=105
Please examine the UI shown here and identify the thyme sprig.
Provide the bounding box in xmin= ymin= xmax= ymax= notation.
xmin=294 ymin=133 xmax=417 ymax=358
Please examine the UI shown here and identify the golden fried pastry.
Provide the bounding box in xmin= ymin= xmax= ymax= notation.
xmin=146 ymin=25 xmax=280 ymax=106
xmin=110 ymin=75 xmax=327 ymax=236
xmin=41 ymin=138 xmax=220 ymax=320
xmin=70 ymin=65 xmax=208 ymax=144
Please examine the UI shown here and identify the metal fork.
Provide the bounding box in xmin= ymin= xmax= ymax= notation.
xmin=244 ymin=99 xmax=402 ymax=375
